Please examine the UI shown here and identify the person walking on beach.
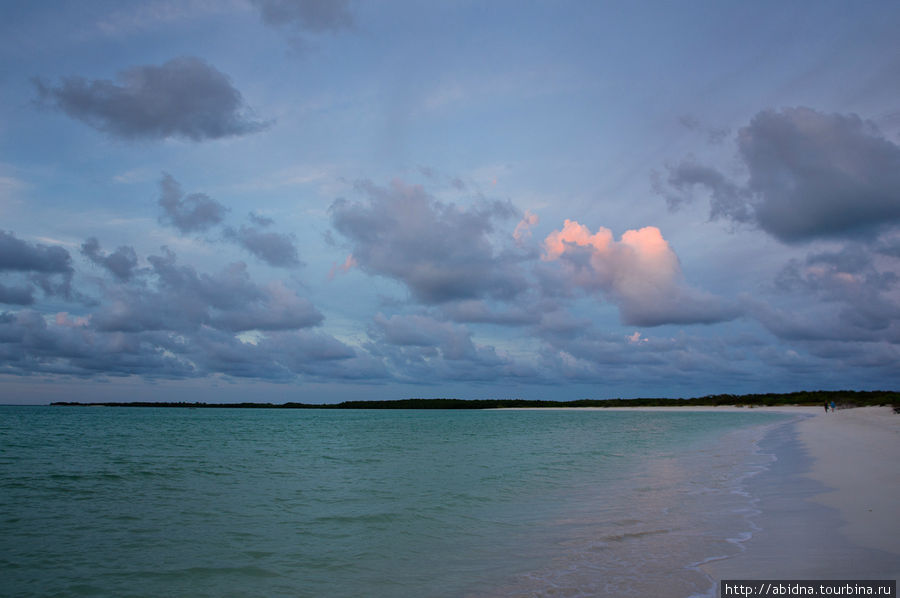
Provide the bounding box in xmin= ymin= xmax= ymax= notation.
xmin=830 ymin=400 xmax=836 ymax=412
xmin=824 ymin=402 xmax=829 ymax=413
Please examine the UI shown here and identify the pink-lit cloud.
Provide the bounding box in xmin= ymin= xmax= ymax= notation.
xmin=513 ymin=210 xmax=538 ymax=244
xmin=55 ymin=312 xmax=90 ymax=328
xmin=626 ymin=331 xmax=648 ymax=344
xmin=542 ymin=220 xmax=738 ymax=326
xmin=328 ymin=253 xmax=357 ymax=279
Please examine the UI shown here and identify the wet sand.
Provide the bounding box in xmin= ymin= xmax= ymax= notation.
xmin=701 ymin=406 xmax=900 ymax=585
xmin=502 ymin=405 xmax=900 ymax=588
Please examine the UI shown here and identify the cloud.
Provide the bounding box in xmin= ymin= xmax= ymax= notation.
xmin=535 ymin=308 xmax=592 ymax=340
xmin=661 ymin=107 xmax=900 ymax=243
xmin=157 ymin=176 xmax=300 ymax=267
xmin=330 ymin=179 xmax=528 ymax=304
xmin=92 ymin=249 xmax=320 ymax=333
xmin=746 ymin=299 xmax=900 ymax=344
xmin=35 ymin=57 xmax=268 ymax=141
xmin=513 ymin=209 xmax=538 ymax=244
xmin=656 ymin=160 xmax=750 ymax=221
xmin=534 ymin=326 xmax=722 ymax=385
xmin=248 ymin=212 xmax=275 ymax=227
xmin=0 ymin=237 xmax=373 ymax=382
xmin=368 ymin=313 xmax=527 ymax=383
xmin=251 ymin=0 xmax=353 ymax=32
xmin=373 ymin=313 xmax=466 ymax=349
xmin=81 ymin=238 xmax=139 ymax=281
xmin=224 ymin=223 xmax=301 ymax=268
xmin=439 ymin=299 xmax=542 ymax=326
xmin=541 ymin=220 xmax=738 ymax=326
xmin=211 ymin=280 xmax=319 ymax=331
xmin=678 ymin=114 xmax=730 ymax=144
xmin=0 ymin=309 xmax=198 ymax=378
xmin=0 ymin=230 xmax=72 ymax=274
xmin=158 ymin=173 xmax=228 ymax=233
xmin=770 ymin=244 xmax=900 ymax=339
xmin=0 ymin=305 xmax=382 ymax=382
xmin=0 ymin=283 xmax=34 ymax=306
xmin=328 ymin=253 xmax=357 ymax=279
xmin=0 ymin=230 xmax=74 ymax=304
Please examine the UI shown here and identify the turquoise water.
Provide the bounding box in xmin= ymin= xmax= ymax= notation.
xmin=0 ymin=406 xmax=792 ymax=597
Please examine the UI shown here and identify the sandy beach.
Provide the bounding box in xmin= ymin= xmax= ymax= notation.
xmin=503 ymin=405 xmax=900 ymax=586
xmin=704 ymin=405 xmax=900 ymax=584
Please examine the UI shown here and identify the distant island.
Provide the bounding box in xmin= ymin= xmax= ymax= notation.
xmin=51 ymin=390 xmax=900 ymax=410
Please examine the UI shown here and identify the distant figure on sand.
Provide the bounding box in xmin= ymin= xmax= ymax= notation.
xmin=830 ymin=401 xmax=836 ymax=412
xmin=824 ymin=402 xmax=829 ymax=413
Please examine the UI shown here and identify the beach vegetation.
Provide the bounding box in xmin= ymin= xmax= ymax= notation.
xmin=50 ymin=390 xmax=900 ymax=409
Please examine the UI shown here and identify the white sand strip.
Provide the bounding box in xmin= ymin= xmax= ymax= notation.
xmin=796 ymin=405 xmax=900 ymax=556
xmin=698 ymin=405 xmax=900 ymax=585
xmin=497 ymin=406 xmax=815 ymax=413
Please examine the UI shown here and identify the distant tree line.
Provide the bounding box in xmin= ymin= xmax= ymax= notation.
xmin=50 ymin=390 xmax=900 ymax=409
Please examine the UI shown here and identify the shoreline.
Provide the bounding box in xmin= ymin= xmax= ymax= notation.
xmin=501 ymin=405 xmax=900 ymax=587
xmin=495 ymin=406 xmax=817 ymax=413
xmin=701 ymin=406 xmax=899 ymax=585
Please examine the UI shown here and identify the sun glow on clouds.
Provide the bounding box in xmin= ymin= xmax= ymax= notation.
xmin=627 ymin=331 xmax=648 ymax=344
xmin=55 ymin=312 xmax=90 ymax=327
xmin=513 ymin=210 xmax=538 ymax=244
xmin=329 ymin=253 xmax=357 ymax=279
xmin=542 ymin=220 xmax=737 ymax=326
xmin=542 ymin=220 xmax=679 ymax=291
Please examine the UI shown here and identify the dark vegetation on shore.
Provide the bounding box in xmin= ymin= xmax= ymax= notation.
xmin=51 ymin=390 xmax=900 ymax=409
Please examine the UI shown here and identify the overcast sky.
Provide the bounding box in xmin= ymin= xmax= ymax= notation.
xmin=2 ymin=0 xmax=899 ymax=404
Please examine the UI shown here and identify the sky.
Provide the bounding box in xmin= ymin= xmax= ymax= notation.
xmin=2 ymin=0 xmax=900 ymax=404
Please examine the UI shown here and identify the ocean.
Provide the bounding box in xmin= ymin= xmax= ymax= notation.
xmin=0 ymin=406 xmax=795 ymax=597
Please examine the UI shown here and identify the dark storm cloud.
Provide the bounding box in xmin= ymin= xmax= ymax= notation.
xmin=330 ymin=179 xmax=529 ymax=304
xmin=661 ymin=107 xmax=900 ymax=243
xmin=656 ymin=160 xmax=751 ymax=222
xmin=251 ymin=0 xmax=353 ymax=32
xmin=372 ymin=313 xmax=472 ymax=351
xmin=531 ymin=325 xmax=762 ymax=388
xmin=0 ymin=310 xmax=197 ymax=379
xmin=769 ymin=244 xmax=900 ymax=339
xmin=0 ymin=230 xmax=72 ymax=273
xmin=224 ymin=224 xmax=301 ymax=268
xmin=876 ymin=237 xmax=900 ymax=259
xmin=776 ymin=246 xmax=898 ymax=295
xmin=81 ymin=238 xmax=139 ymax=281
xmin=0 ymin=308 xmax=382 ymax=382
xmin=157 ymin=176 xmax=300 ymax=267
xmin=0 ymin=231 xmax=74 ymax=304
xmin=92 ymin=249 xmax=321 ymax=333
xmin=0 ymin=238 xmax=386 ymax=381
xmin=743 ymin=108 xmax=900 ymax=241
xmin=746 ymin=299 xmax=900 ymax=345
xmin=35 ymin=57 xmax=268 ymax=141
xmin=534 ymin=308 xmax=592 ymax=340
xmin=0 ymin=283 xmax=34 ymax=305
xmin=439 ymin=299 xmax=542 ymax=326
xmin=158 ymin=173 xmax=228 ymax=233
xmin=367 ymin=313 xmax=530 ymax=384
xmin=171 ymin=327 xmax=382 ymax=382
